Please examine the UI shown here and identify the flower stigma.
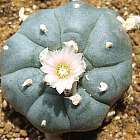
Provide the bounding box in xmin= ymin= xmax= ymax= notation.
xmin=56 ymin=63 xmax=71 ymax=79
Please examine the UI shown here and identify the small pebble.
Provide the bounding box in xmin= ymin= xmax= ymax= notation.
xmin=132 ymin=63 xmax=136 ymax=68
xmin=13 ymin=133 xmax=20 ymax=138
xmin=26 ymin=8 xmax=32 ymax=12
xmin=132 ymin=53 xmax=135 ymax=57
xmin=0 ymin=122 xmax=4 ymax=128
xmin=20 ymin=130 xmax=28 ymax=137
xmin=107 ymin=111 xmax=116 ymax=117
xmin=4 ymin=122 xmax=12 ymax=132
xmin=114 ymin=116 xmax=121 ymax=120
xmin=122 ymin=113 xmax=128 ymax=119
xmin=2 ymin=100 xmax=8 ymax=109
xmin=135 ymin=84 xmax=140 ymax=92
xmin=33 ymin=5 xmax=37 ymax=10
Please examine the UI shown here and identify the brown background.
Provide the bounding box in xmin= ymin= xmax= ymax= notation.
xmin=0 ymin=0 xmax=140 ymax=140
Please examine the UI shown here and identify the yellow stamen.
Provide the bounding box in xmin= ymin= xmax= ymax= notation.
xmin=56 ymin=63 xmax=70 ymax=79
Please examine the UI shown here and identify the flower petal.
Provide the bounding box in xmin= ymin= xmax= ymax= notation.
xmin=44 ymin=74 xmax=58 ymax=84
xmin=55 ymin=80 xmax=66 ymax=94
xmin=39 ymin=44 xmax=86 ymax=94
xmin=41 ymin=66 xmax=55 ymax=74
xmin=65 ymin=77 xmax=75 ymax=90
xmin=39 ymin=48 xmax=49 ymax=65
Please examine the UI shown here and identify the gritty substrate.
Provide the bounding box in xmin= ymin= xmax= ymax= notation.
xmin=0 ymin=0 xmax=140 ymax=140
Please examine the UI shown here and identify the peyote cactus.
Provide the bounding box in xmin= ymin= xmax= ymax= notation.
xmin=0 ymin=0 xmax=132 ymax=136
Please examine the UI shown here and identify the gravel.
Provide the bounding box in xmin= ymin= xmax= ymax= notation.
xmin=0 ymin=0 xmax=140 ymax=139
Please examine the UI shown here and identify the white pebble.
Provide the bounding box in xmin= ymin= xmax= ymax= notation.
xmin=0 ymin=89 xmax=2 ymax=93
xmin=2 ymin=100 xmax=8 ymax=109
xmin=41 ymin=120 xmax=47 ymax=127
xmin=22 ymin=79 xmax=33 ymax=87
xmin=26 ymin=8 xmax=32 ymax=12
xmin=107 ymin=111 xmax=116 ymax=117
xmin=132 ymin=75 xmax=136 ymax=80
xmin=129 ymin=97 xmax=134 ymax=102
xmin=98 ymin=82 xmax=108 ymax=92
xmin=40 ymin=24 xmax=48 ymax=33
xmin=132 ymin=63 xmax=136 ymax=68
xmin=33 ymin=5 xmax=37 ymax=10
xmin=114 ymin=116 xmax=121 ymax=120
xmin=105 ymin=42 xmax=113 ymax=48
xmin=122 ymin=113 xmax=128 ymax=119
xmin=132 ymin=53 xmax=135 ymax=57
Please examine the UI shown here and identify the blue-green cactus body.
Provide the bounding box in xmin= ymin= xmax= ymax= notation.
xmin=0 ymin=1 xmax=132 ymax=134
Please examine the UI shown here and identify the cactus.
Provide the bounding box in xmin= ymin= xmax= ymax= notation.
xmin=0 ymin=0 xmax=132 ymax=135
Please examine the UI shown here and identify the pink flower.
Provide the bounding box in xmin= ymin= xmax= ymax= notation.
xmin=39 ymin=42 xmax=86 ymax=94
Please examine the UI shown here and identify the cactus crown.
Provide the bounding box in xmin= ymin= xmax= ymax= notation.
xmin=0 ymin=1 xmax=132 ymax=134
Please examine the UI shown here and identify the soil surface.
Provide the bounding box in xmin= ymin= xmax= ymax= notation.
xmin=0 ymin=0 xmax=140 ymax=140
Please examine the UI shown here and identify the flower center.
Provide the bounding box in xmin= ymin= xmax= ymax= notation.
xmin=56 ymin=63 xmax=70 ymax=79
